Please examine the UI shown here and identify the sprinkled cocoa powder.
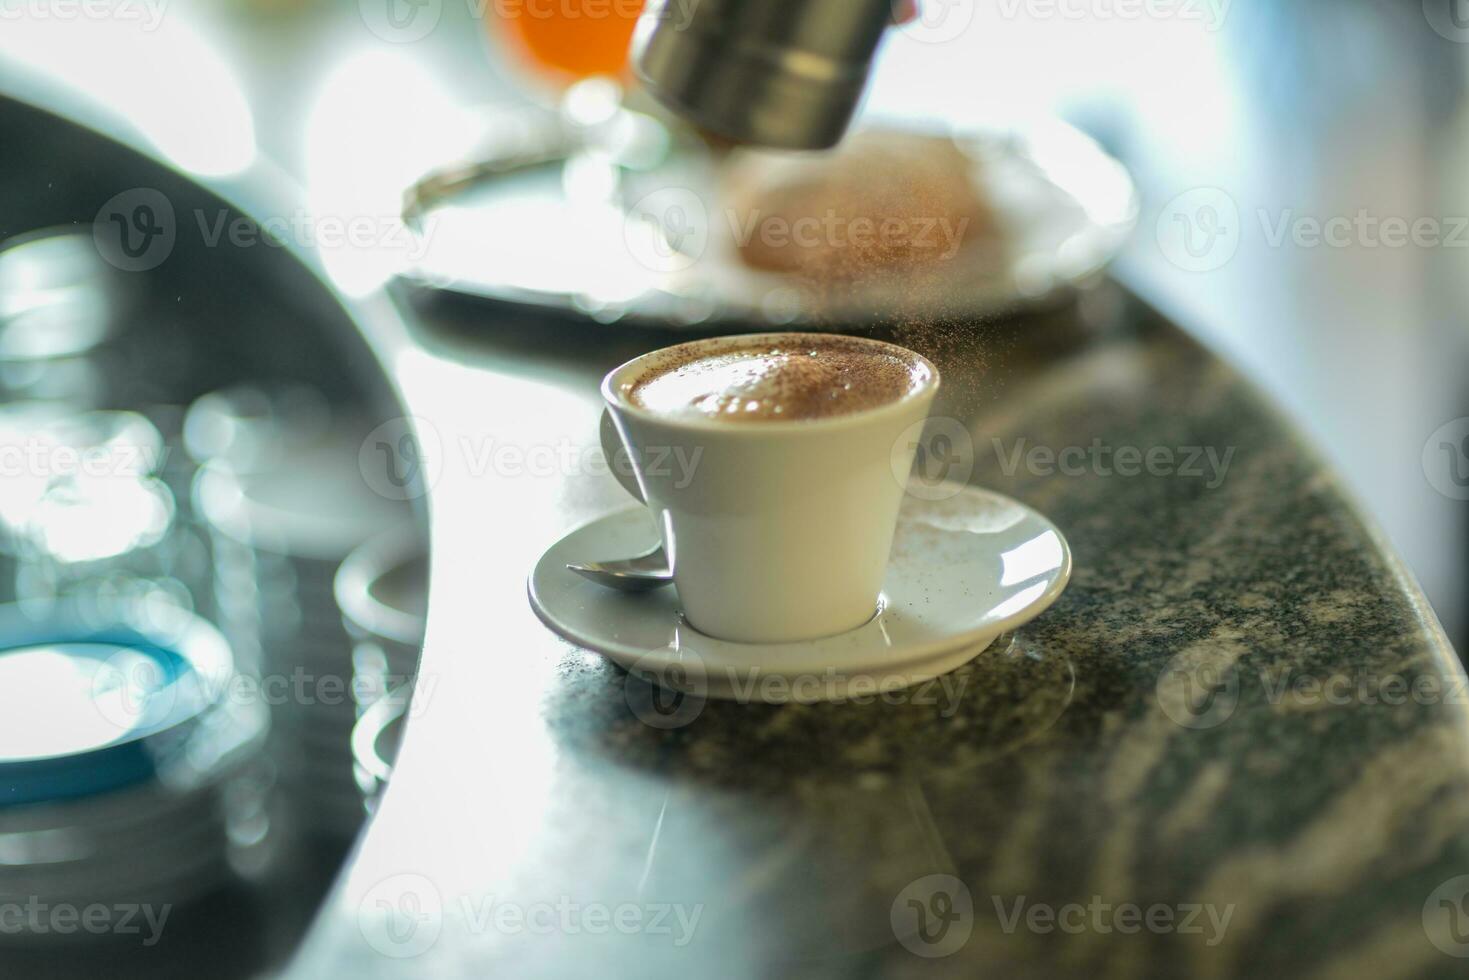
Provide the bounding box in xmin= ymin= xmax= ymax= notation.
xmin=723 ymin=129 xmax=1000 ymax=407
xmin=626 ymin=335 xmax=931 ymax=423
xmin=725 ymin=131 xmax=992 ymax=285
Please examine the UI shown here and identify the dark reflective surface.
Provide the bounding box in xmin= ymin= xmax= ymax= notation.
xmin=0 ymin=90 xmax=425 ymax=976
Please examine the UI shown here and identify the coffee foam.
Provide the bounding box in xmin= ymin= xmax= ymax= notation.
xmin=625 ymin=336 xmax=930 ymax=423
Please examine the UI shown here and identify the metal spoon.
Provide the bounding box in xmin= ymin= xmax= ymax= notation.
xmin=567 ymin=545 xmax=673 ymax=593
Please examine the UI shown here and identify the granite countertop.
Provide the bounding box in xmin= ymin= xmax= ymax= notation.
xmin=290 ymin=284 xmax=1469 ymax=980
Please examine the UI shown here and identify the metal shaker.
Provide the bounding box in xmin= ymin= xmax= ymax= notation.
xmin=632 ymin=0 xmax=896 ymax=150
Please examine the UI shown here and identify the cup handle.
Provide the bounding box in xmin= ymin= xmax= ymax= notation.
xmin=600 ymin=408 xmax=646 ymax=504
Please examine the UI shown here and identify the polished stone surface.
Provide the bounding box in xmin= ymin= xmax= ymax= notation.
xmin=290 ymin=284 xmax=1469 ymax=979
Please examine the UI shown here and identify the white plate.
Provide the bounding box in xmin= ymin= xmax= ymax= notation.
xmin=529 ymin=483 xmax=1071 ymax=701
xmin=402 ymin=114 xmax=1136 ymax=329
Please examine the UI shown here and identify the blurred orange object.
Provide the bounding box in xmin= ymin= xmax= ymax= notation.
xmin=494 ymin=0 xmax=644 ymax=81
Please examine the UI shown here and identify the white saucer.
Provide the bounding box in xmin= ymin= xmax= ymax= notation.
xmin=528 ymin=483 xmax=1071 ymax=702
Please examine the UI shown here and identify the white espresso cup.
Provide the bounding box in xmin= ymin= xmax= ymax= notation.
xmin=600 ymin=333 xmax=939 ymax=644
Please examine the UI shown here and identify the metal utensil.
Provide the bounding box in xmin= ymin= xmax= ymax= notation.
xmin=633 ymin=0 xmax=894 ymax=150
xmin=566 ymin=545 xmax=672 ymax=593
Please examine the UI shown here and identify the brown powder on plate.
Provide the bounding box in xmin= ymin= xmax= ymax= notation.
xmin=724 ymin=130 xmax=993 ymax=284
xmin=722 ymin=129 xmax=1002 ymax=408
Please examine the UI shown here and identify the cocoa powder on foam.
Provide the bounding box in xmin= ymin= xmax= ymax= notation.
xmin=627 ymin=337 xmax=928 ymax=423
